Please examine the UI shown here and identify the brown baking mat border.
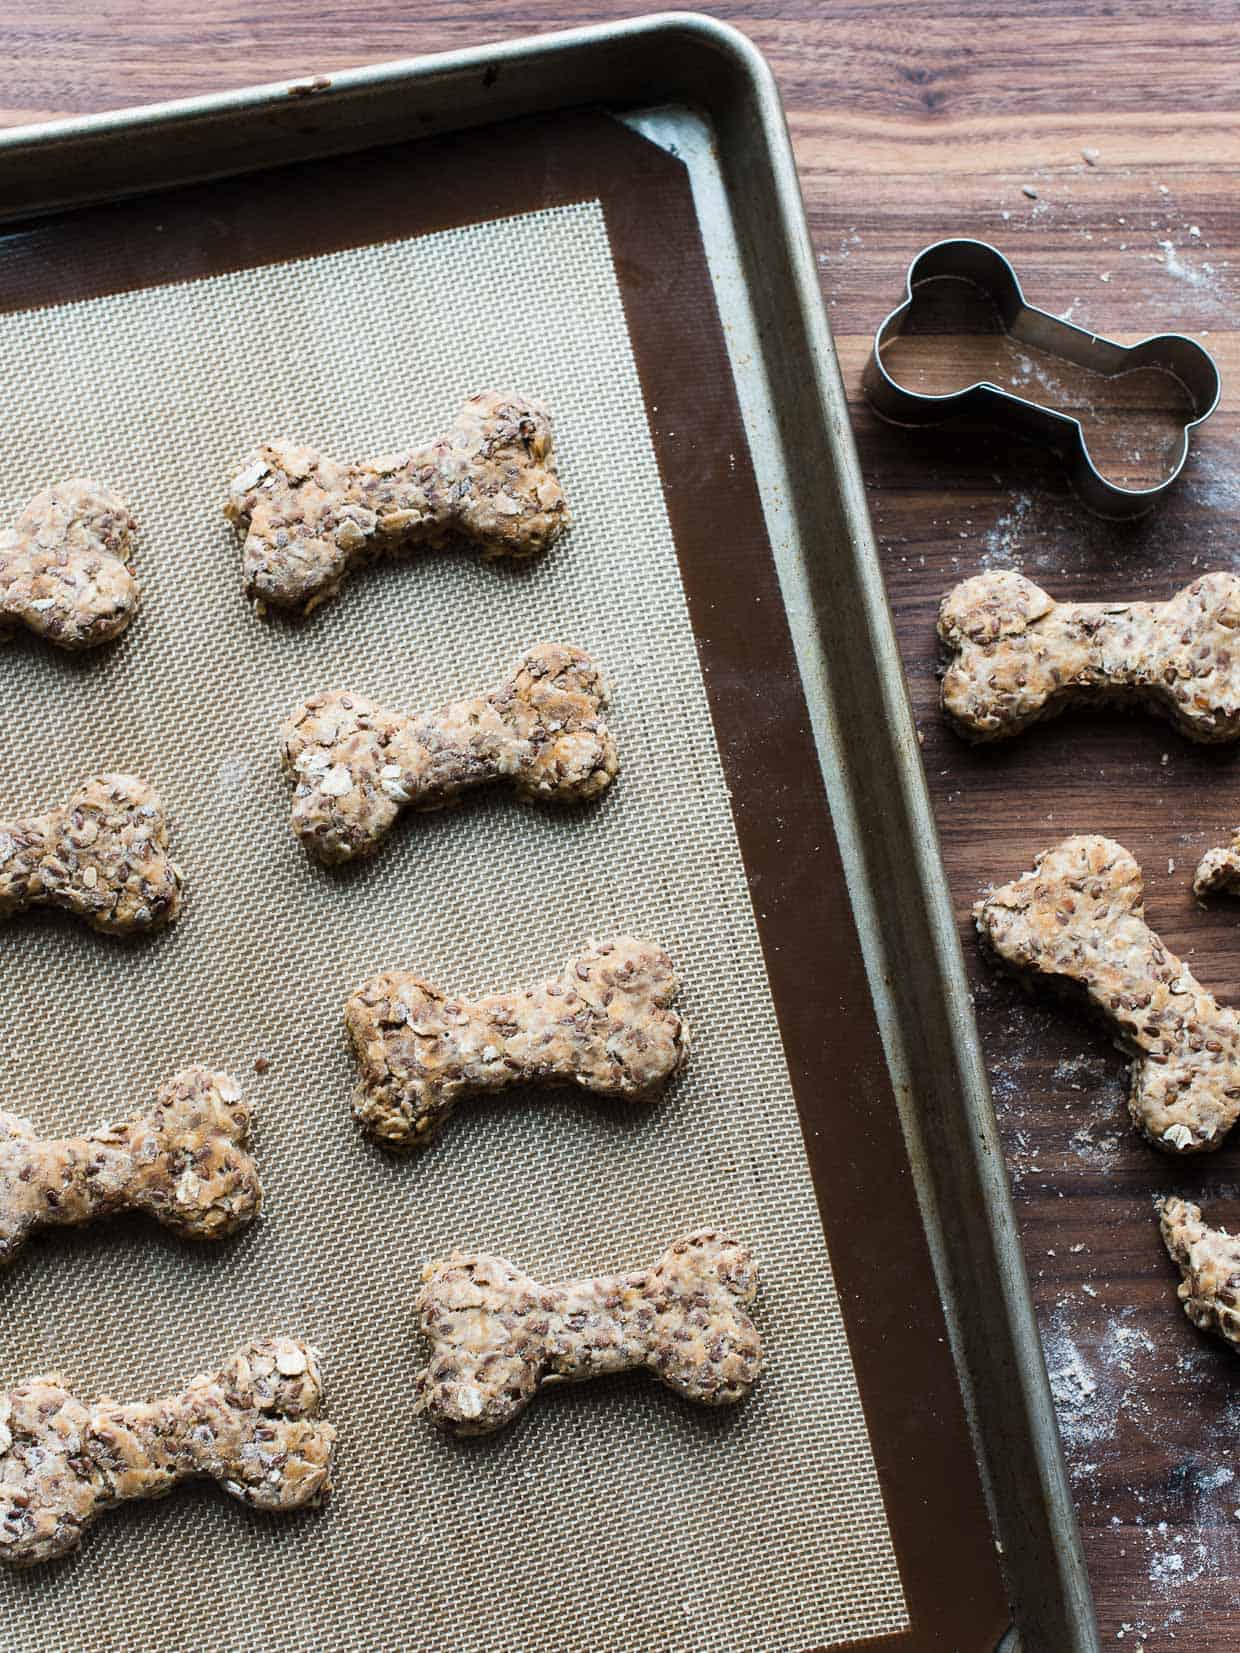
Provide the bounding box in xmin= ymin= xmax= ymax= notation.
xmin=0 ymin=112 xmax=1010 ymax=1652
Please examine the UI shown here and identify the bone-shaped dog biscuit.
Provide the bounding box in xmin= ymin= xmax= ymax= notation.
xmin=0 ymin=1338 xmax=335 ymax=1566
xmin=346 ymin=937 xmax=689 ymax=1149
xmin=1193 ymin=829 xmax=1240 ymax=898
xmin=0 ymin=480 xmax=139 ymax=650
xmin=283 ymin=643 xmax=617 ymax=862
xmin=0 ymin=774 xmax=183 ymax=935
xmin=939 ymin=568 xmax=1240 ymax=742
xmin=226 ymin=390 xmax=569 ymax=614
xmin=976 ymin=835 xmax=1240 ymax=1153
xmin=1159 ymin=1195 xmax=1240 ymax=1354
xmin=0 ymin=1068 xmax=260 ymax=1267
xmin=414 ymin=1230 xmax=763 ymax=1435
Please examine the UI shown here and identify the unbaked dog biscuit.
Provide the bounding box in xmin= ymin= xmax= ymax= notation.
xmin=414 ymin=1230 xmax=763 ymax=1436
xmin=975 ymin=835 xmax=1240 ymax=1154
xmin=0 ymin=480 xmax=139 ymax=650
xmin=939 ymin=568 xmax=1240 ymax=741
xmin=346 ymin=936 xmax=688 ymax=1149
xmin=226 ymin=390 xmax=568 ymax=614
xmin=0 ymin=1338 xmax=335 ymax=1566
xmin=0 ymin=1068 xmax=260 ymax=1266
xmin=283 ymin=643 xmax=616 ymax=863
xmin=1159 ymin=1196 xmax=1240 ymax=1354
xmin=0 ymin=774 xmax=183 ymax=935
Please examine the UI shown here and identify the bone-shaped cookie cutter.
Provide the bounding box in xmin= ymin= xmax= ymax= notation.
xmin=0 ymin=1338 xmax=334 ymax=1566
xmin=226 ymin=389 xmax=569 ymax=615
xmin=976 ymin=836 xmax=1240 ymax=1153
xmin=346 ymin=936 xmax=689 ymax=1150
xmin=0 ymin=480 xmax=139 ymax=649
xmin=940 ymin=568 xmax=1240 ymax=743
xmin=0 ymin=774 xmax=183 ymax=936
xmin=283 ymin=642 xmax=616 ymax=863
xmin=414 ymin=1229 xmax=762 ymax=1435
xmin=865 ymin=239 xmax=1220 ymax=517
xmin=1159 ymin=1195 xmax=1240 ymax=1354
xmin=0 ymin=1068 xmax=260 ymax=1266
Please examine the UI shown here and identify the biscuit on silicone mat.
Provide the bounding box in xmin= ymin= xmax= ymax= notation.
xmin=0 ymin=480 xmax=138 ymax=650
xmin=0 ymin=774 xmax=183 ymax=935
xmin=226 ymin=389 xmax=568 ymax=615
xmin=0 ymin=1339 xmax=334 ymax=1567
xmin=0 ymin=1068 xmax=260 ymax=1266
xmin=283 ymin=642 xmax=616 ymax=863
xmin=414 ymin=1229 xmax=763 ymax=1435
xmin=346 ymin=936 xmax=688 ymax=1149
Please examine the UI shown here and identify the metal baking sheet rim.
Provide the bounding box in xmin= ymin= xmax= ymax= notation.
xmin=0 ymin=14 xmax=1097 ymax=1652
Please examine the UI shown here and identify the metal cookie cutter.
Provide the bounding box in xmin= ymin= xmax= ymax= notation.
xmin=864 ymin=238 xmax=1221 ymax=518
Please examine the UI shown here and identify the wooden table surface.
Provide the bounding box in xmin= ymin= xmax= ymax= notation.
xmin=5 ymin=5 xmax=1239 ymax=1648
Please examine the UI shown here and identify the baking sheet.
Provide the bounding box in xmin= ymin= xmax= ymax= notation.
xmin=0 ymin=193 xmax=907 ymax=1652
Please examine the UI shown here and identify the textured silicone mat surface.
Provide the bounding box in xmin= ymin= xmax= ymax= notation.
xmin=0 ymin=196 xmax=906 ymax=1651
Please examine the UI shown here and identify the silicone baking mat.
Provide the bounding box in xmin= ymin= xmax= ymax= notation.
xmin=0 ymin=153 xmax=915 ymax=1651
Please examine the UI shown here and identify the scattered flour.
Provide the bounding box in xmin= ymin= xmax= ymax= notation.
xmin=980 ymin=491 xmax=1034 ymax=569
xmin=1054 ymin=1053 xmax=1112 ymax=1090
xmin=1195 ymin=1466 xmax=1236 ymax=1493
xmin=1157 ymin=239 xmax=1212 ymax=289
xmin=1070 ymin=1121 xmax=1124 ymax=1172
xmin=1043 ymin=1308 xmax=1159 ymax=1457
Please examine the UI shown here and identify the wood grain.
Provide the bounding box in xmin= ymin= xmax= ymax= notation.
xmin=1 ymin=4 xmax=1237 ymax=1647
